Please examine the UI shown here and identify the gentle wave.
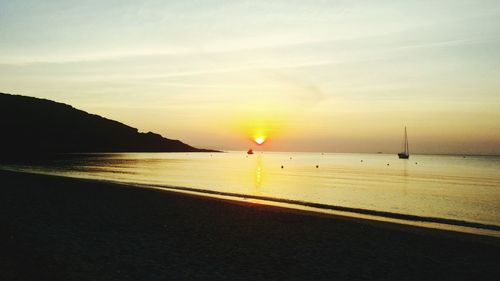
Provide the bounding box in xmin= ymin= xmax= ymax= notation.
xmin=142 ymin=182 xmax=500 ymax=232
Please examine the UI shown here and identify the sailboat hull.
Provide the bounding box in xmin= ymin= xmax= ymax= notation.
xmin=398 ymin=153 xmax=409 ymax=159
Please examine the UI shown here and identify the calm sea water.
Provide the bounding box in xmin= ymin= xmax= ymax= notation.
xmin=3 ymin=152 xmax=500 ymax=234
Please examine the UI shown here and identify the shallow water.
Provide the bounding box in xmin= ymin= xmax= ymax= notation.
xmin=3 ymin=151 xmax=500 ymax=232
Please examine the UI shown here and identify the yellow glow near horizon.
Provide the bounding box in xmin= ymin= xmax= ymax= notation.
xmin=254 ymin=136 xmax=266 ymax=145
xmin=228 ymin=113 xmax=285 ymax=148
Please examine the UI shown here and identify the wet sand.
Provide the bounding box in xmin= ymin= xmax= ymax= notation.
xmin=1 ymin=170 xmax=499 ymax=280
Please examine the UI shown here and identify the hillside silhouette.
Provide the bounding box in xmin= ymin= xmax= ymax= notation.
xmin=0 ymin=92 xmax=217 ymax=155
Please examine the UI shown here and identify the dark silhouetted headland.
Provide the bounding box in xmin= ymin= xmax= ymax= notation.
xmin=0 ymin=92 xmax=217 ymax=156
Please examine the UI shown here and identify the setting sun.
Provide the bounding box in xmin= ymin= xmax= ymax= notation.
xmin=254 ymin=136 xmax=266 ymax=145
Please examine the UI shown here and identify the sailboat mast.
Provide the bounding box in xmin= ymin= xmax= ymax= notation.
xmin=405 ymin=127 xmax=409 ymax=154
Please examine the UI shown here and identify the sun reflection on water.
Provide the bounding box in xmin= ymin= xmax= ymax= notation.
xmin=253 ymin=155 xmax=263 ymax=193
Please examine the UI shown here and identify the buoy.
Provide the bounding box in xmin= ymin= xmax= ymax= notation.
xmin=361 ymin=160 xmax=363 ymax=162
xmin=290 ymin=157 xmax=292 ymax=160
xmin=415 ymin=162 xmax=418 ymax=164
xmin=281 ymin=165 xmax=284 ymax=169
xmin=316 ymin=165 xmax=319 ymax=168
xmin=387 ymin=163 xmax=390 ymax=166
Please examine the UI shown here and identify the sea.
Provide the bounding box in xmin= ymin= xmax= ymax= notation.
xmin=2 ymin=151 xmax=500 ymax=236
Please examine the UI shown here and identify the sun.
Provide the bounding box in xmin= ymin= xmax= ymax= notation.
xmin=254 ymin=136 xmax=266 ymax=145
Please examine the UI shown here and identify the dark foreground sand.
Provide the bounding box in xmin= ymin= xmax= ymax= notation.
xmin=1 ymin=170 xmax=499 ymax=281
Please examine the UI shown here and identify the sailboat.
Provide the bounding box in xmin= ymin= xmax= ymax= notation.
xmin=398 ymin=127 xmax=410 ymax=159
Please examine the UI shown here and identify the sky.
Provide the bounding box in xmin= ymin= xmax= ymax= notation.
xmin=1 ymin=0 xmax=500 ymax=154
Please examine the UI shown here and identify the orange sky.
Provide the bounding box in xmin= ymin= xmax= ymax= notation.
xmin=1 ymin=1 xmax=499 ymax=154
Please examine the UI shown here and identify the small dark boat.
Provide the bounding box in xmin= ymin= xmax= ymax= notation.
xmin=398 ymin=126 xmax=410 ymax=159
xmin=247 ymin=149 xmax=254 ymax=155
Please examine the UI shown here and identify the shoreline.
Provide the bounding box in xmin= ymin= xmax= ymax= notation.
xmin=139 ymin=182 xmax=500 ymax=233
xmin=4 ymin=168 xmax=500 ymax=237
xmin=1 ymin=170 xmax=499 ymax=280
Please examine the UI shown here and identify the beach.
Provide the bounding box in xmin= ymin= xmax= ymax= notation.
xmin=1 ymin=170 xmax=499 ymax=281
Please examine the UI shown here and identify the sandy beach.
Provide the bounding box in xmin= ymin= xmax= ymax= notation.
xmin=1 ymin=170 xmax=499 ymax=281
